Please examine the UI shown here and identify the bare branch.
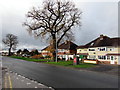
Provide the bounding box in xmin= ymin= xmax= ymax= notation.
xmin=23 ymin=0 xmax=82 ymax=61
xmin=2 ymin=34 xmax=18 ymax=56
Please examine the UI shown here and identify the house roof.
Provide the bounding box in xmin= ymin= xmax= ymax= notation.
xmin=41 ymin=46 xmax=52 ymax=51
xmin=41 ymin=41 xmax=78 ymax=51
xmin=77 ymin=35 xmax=120 ymax=49
xmin=58 ymin=41 xmax=78 ymax=50
xmin=76 ymin=45 xmax=88 ymax=49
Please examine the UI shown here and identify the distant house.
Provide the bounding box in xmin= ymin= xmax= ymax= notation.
xmin=58 ymin=41 xmax=78 ymax=60
xmin=1 ymin=48 xmax=17 ymax=56
xmin=77 ymin=35 xmax=120 ymax=65
xmin=41 ymin=41 xmax=78 ymax=60
xmin=1 ymin=49 xmax=10 ymax=56
xmin=41 ymin=46 xmax=53 ymax=57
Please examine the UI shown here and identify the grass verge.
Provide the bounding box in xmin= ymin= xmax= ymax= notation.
xmin=10 ymin=56 xmax=96 ymax=68
xmin=44 ymin=61 xmax=96 ymax=68
xmin=10 ymin=56 xmax=50 ymax=62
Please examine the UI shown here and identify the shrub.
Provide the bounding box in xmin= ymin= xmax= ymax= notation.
xmin=31 ymin=54 xmax=44 ymax=59
xmin=44 ymin=55 xmax=51 ymax=58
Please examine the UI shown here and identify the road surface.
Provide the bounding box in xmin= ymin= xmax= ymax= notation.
xmin=2 ymin=57 xmax=119 ymax=89
xmin=2 ymin=68 xmax=53 ymax=89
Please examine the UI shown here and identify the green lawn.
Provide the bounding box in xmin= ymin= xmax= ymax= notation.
xmin=45 ymin=61 xmax=96 ymax=68
xmin=10 ymin=56 xmax=96 ymax=68
xmin=10 ymin=56 xmax=50 ymax=62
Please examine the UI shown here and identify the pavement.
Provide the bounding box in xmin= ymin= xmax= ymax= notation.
xmin=2 ymin=67 xmax=54 ymax=89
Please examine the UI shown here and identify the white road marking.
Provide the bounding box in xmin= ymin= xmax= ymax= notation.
xmin=7 ymin=71 xmax=53 ymax=89
xmin=25 ymin=78 xmax=29 ymax=80
xmin=35 ymin=86 xmax=38 ymax=88
xmin=27 ymin=83 xmax=31 ymax=85
xmin=18 ymin=75 xmax=21 ymax=77
xmin=22 ymin=76 xmax=25 ymax=78
xmin=38 ymin=83 xmax=45 ymax=86
xmin=9 ymin=71 xmax=12 ymax=73
xmin=34 ymin=81 xmax=38 ymax=83
xmin=38 ymin=83 xmax=43 ymax=85
xmin=31 ymin=80 xmax=35 ymax=82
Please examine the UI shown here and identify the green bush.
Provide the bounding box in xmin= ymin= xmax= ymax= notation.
xmin=44 ymin=55 xmax=51 ymax=58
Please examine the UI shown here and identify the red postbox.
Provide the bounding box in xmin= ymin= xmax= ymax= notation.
xmin=73 ymin=56 xmax=79 ymax=65
xmin=74 ymin=57 xmax=76 ymax=63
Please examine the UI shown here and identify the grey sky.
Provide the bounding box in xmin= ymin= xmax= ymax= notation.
xmin=1 ymin=0 xmax=119 ymax=50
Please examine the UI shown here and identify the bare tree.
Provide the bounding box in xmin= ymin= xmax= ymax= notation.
xmin=2 ymin=34 xmax=18 ymax=56
xmin=23 ymin=0 xmax=82 ymax=61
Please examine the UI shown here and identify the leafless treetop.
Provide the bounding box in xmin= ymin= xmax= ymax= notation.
xmin=24 ymin=0 xmax=82 ymax=45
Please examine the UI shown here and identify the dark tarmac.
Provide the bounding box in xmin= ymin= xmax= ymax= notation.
xmin=2 ymin=57 xmax=119 ymax=89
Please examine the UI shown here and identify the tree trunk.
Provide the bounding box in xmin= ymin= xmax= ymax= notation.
xmin=8 ymin=47 xmax=11 ymax=56
xmin=53 ymin=51 xmax=56 ymax=62
xmin=52 ymin=34 xmax=57 ymax=62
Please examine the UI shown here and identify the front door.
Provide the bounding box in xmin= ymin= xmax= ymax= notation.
xmin=110 ymin=56 xmax=115 ymax=64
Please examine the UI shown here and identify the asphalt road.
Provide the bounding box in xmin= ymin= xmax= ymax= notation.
xmin=2 ymin=57 xmax=119 ymax=89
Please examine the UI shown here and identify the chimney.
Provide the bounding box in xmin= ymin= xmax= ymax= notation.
xmin=100 ymin=34 xmax=104 ymax=40
xmin=100 ymin=34 xmax=104 ymax=37
xmin=65 ymin=40 xmax=68 ymax=44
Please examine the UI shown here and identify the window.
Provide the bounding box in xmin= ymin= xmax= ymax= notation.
xmin=98 ymin=47 xmax=106 ymax=51
xmin=98 ymin=56 xmax=101 ymax=59
xmin=88 ymin=55 xmax=96 ymax=59
xmin=98 ymin=56 xmax=107 ymax=60
xmin=63 ymin=55 xmax=66 ymax=58
xmin=89 ymin=48 xmax=95 ymax=51
xmin=62 ymin=49 xmax=64 ymax=52
xmin=58 ymin=49 xmax=65 ymax=52
xmin=109 ymin=48 xmax=114 ymax=51
xmin=111 ymin=56 xmax=114 ymax=60
xmin=103 ymin=56 xmax=106 ymax=60
xmin=107 ymin=56 xmax=110 ymax=60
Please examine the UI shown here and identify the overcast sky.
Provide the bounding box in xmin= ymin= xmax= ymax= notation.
xmin=1 ymin=0 xmax=119 ymax=50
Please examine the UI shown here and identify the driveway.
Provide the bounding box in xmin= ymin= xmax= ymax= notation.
xmin=82 ymin=64 xmax=119 ymax=76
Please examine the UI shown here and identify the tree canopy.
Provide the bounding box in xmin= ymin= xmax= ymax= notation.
xmin=2 ymin=34 xmax=18 ymax=56
xmin=24 ymin=0 xmax=82 ymax=61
